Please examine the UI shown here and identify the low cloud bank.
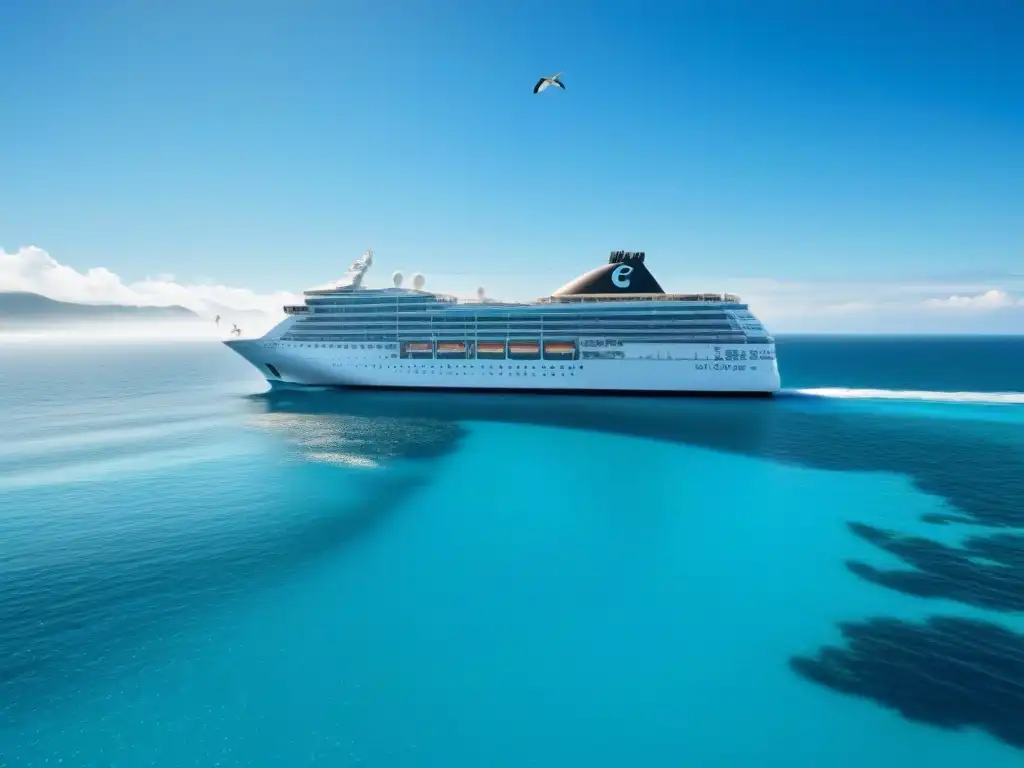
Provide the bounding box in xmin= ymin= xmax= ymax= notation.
xmin=3 ymin=245 xmax=1021 ymax=335
xmin=0 ymin=245 xmax=301 ymax=321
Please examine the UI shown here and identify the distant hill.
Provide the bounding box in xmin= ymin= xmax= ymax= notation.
xmin=0 ymin=292 xmax=201 ymax=323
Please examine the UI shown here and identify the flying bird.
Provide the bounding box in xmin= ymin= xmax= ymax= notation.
xmin=533 ymin=72 xmax=565 ymax=94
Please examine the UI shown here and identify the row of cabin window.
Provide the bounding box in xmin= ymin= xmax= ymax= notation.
xmin=296 ymin=318 xmax=736 ymax=327
xmin=287 ymin=330 xmax=749 ymax=336
xmin=280 ymin=334 xmax=754 ymax=344
xmin=293 ymin=325 xmax=738 ymax=334
xmin=307 ymin=308 xmax=737 ymax=319
xmin=303 ymin=317 xmax=736 ymax=325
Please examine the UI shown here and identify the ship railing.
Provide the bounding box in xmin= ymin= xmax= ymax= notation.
xmin=279 ymin=333 xmax=757 ymax=344
xmin=538 ymin=293 xmax=742 ymax=304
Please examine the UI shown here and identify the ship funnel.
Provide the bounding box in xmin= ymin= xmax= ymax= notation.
xmin=392 ymin=271 xmax=404 ymax=288
xmin=476 ymin=286 xmax=486 ymax=301
xmin=412 ymin=273 xmax=426 ymax=290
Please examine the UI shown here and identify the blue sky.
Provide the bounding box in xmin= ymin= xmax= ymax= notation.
xmin=1 ymin=0 xmax=1022 ymax=331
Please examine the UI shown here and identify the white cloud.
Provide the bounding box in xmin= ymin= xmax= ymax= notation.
xmin=921 ymin=289 xmax=1022 ymax=311
xmin=0 ymin=245 xmax=302 ymax=318
xmin=717 ymin=274 xmax=1024 ymax=333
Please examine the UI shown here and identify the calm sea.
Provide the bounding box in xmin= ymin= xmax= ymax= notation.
xmin=1 ymin=335 xmax=1023 ymax=767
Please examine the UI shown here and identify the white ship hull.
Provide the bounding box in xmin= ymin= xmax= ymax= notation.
xmin=223 ymin=248 xmax=783 ymax=396
xmin=226 ymin=337 xmax=781 ymax=395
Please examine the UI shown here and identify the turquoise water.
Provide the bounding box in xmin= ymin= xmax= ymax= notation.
xmin=1 ymin=336 xmax=1023 ymax=767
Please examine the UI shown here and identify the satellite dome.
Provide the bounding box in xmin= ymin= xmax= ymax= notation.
xmin=411 ymin=273 xmax=426 ymax=290
xmin=392 ymin=271 xmax=404 ymax=287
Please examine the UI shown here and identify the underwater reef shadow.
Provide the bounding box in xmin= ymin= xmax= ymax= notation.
xmin=844 ymin=522 xmax=1024 ymax=613
xmin=248 ymin=386 xmax=1024 ymax=528
xmin=790 ymin=614 xmax=1024 ymax=750
xmin=0 ymin=470 xmax=431 ymax=723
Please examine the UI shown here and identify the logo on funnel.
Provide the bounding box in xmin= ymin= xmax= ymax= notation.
xmin=611 ymin=264 xmax=634 ymax=289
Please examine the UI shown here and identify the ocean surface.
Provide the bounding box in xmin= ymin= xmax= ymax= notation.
xmin=1 ymin=334 xmax=1023 ymax=767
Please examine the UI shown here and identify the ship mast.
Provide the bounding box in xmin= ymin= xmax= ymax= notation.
xmin=348 ymin=246 xmax=373 ymax=289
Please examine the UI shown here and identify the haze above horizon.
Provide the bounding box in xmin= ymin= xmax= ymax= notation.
xmin=2 ymin=0 xmax=1021 ymax=333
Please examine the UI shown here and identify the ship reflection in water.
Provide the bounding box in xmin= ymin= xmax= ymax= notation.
xmin=244 ymin=386 xmax=783 ymax=467
xmin=244 ymin=383 xmax=1023 ymax=532
xmin=244 ymin=386 xmax=1024 ymax=753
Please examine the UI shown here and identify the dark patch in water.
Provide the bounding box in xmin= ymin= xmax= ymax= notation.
xmin=920 ymin=513 xmax=974 ymax=526
xmin=790 ymin=615 xmax=1024 ymax=749
xmin=845 ymin=523 xmax=1024 ymax=612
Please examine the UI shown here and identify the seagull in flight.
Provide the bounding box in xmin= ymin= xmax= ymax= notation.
xmin=533 ymin=72 xmax=565 ymax=94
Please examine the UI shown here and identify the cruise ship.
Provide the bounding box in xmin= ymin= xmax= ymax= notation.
xmin=224 ymin=249 xmax=781 ymax=395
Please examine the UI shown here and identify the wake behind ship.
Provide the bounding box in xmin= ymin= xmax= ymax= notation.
xmin=224 ymin=249 xmax=781 ymax=395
